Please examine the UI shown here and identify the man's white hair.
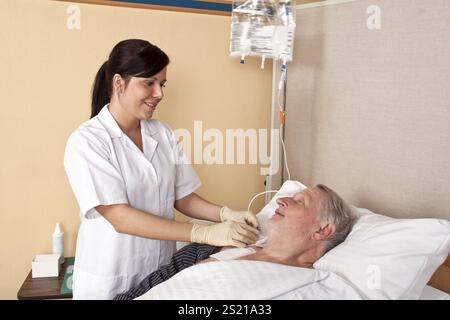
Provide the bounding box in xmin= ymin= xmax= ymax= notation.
xmin=315 ymin=184 xmax=357 ymax=254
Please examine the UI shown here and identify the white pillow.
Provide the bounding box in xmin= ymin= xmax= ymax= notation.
xmin=256 ymin=180 xmax=450 ymax=300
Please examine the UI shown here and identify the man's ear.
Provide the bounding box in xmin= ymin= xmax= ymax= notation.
xmin=313 ymin=223 xmax=336 ymax=241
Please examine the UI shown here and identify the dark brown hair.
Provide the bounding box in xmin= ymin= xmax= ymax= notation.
xmin=91 ymin=39 xmax=170 ymax=118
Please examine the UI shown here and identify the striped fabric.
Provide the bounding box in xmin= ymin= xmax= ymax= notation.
xmin=114 ymin=243 xmax=220 ymax=300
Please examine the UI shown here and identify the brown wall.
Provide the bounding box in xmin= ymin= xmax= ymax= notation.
xmin=0 ymin=0 xmax=275 ymax=299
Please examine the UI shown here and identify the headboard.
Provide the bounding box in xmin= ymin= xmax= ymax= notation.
xmin=273 ymin=0 xmax=450 ymax=292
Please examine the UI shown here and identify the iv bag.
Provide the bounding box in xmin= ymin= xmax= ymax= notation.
xmin=230 ymin=0 xmax=296 ymax=62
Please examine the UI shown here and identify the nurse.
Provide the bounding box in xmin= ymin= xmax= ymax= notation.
xmin=64 ymin=39 xmax=259 ymax=299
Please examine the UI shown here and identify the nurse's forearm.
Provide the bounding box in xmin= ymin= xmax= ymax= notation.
xmin=96 ymin=204 xmax=193 ymax=242
xmin=174 ymin=193 xmax=221 ymax=222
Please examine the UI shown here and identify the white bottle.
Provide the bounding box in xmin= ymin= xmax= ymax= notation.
xmin=52 ymin=222 xmax=65 ymax=264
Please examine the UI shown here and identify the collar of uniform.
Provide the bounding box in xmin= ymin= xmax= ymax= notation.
xmin=97 ymin=104 xmax=124 ymax=138
xmin=140 ymin=119 xmax=158 ymax=137
xmin=98 ymin=104 xmax=158 ymax=138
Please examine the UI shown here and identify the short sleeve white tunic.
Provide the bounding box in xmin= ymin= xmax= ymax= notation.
xmin=64 ymin=105 xmax=201 ymax=299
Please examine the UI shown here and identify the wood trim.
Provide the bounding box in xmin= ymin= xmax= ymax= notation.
xmin=56 ymin=0 xmax=232 ymax=16
xmin=444 ymin=255 xmax=450 ymax=267
xmin=428 ymin=255 xmax=450 ymax=294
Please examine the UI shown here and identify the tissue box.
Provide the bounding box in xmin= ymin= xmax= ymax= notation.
xmin=31 ymin=254 xmax=61 ymax=278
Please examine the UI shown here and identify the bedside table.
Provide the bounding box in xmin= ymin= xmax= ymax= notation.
xmin=17 ymin=257 xmax=74 ymax=300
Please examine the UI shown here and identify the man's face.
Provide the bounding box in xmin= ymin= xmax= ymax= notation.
xmin=267 ymin=187 xmax=327 ymax=241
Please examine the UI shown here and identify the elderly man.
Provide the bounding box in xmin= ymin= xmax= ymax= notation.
xmin=115 ymin=184 xmax=356 ymax=300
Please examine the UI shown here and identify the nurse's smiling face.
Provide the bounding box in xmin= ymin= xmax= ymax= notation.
xmin=116 ymin=67 xmax=167 ymax=121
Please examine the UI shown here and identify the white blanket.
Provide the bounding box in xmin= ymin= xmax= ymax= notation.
xmin=135 ymin=260 xmax=365 ymax=300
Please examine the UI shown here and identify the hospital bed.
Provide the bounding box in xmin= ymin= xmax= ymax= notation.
xmin=139 ymin=181 xmax=449 ymax=300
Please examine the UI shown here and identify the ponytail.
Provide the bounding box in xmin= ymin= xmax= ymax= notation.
xmin=90 ymin=61 xmax=110 ymax=119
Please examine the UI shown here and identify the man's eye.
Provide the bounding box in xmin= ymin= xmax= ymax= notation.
xmin=145 ymin=81 xmax=154 ymax=86
xmin=161 ymin=83 xmax=166 ymax=88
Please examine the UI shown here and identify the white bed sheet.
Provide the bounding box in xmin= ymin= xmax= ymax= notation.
xmin=135 ymin=260 xmax=365 ymax=300
xmin=134 ymin=257 xmax=449 ymax=300
xmin=419 ymin=285 xmax=449 ymax=300
xmin=169 ymin=242 xmax=450 ymax=300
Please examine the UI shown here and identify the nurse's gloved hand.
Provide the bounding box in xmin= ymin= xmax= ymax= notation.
xmin=220 ymin=206 xmax=259 ymax=229
xmin=191 ymin=220 xmax=260 ymax=248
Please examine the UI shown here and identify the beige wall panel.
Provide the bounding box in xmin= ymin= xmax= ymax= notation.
xmin=285 ymin=0 xmax=450 ymax=220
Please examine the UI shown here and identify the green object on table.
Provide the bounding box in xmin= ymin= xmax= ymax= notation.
xmin=60 ymin=257 xmax=75 ymax=295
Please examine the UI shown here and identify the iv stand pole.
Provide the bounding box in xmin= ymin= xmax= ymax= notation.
xmin=280 ymin=62 xmax=287 ymax=184
xmin=265 ymin=60 xmax=288 ymax=203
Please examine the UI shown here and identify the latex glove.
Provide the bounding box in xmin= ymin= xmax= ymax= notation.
xmin=220 ymin=206 xmax=259 ymax=229
xmin=191 ymin=220 xmax=259 ymax=248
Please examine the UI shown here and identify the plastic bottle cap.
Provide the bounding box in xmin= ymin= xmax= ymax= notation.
xmin=53 ymin=222 xmax=63 ymax=235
